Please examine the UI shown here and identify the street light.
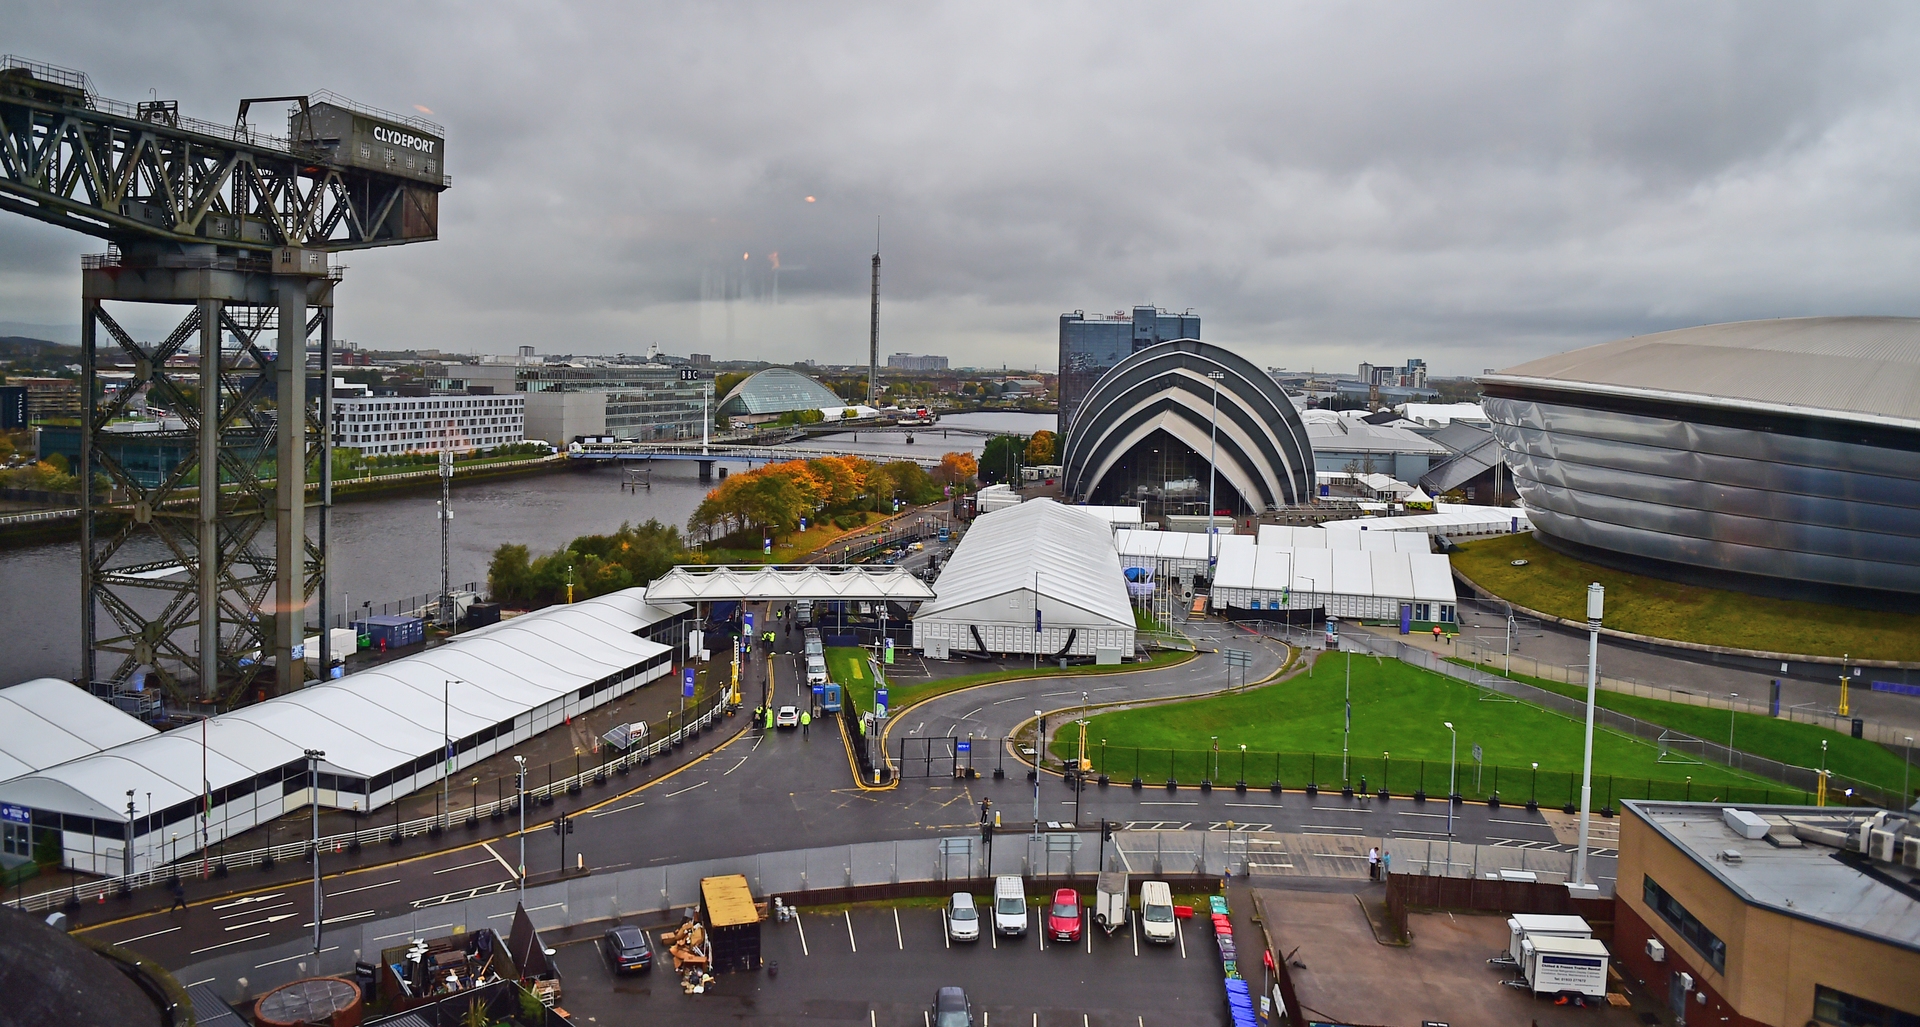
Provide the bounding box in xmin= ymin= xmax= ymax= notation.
xmin=304 ymin=748 xmax=326 ymax=955
xmin=513 ymin=755 xmax=528 ymax=903
xmin=1342 ymin=651 xmax=1352 ymax=784
xmin=1205 ymin=369 xmax=1226 ymax=573
xmin=1443 ymin=722 xmax=1457 ymax=841
xmin=1905 ymin=736 xmax=1914 ymax=807
xmin=1728 ymin=693 xmax=1738 ymax=756
xmin=1574 ymin=582 xmax=1603 ymax=892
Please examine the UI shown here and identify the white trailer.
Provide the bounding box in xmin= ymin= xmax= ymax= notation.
xmin=1094 ymin=872 xmax=1129 ymax=935
xmin=1504 ymin=913 xmax=1593 ymax=966
xmin=1516 ymin=935 xmax=1609 ymax=1001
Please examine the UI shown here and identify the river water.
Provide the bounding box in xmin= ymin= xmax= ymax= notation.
xmin=0 ymin=411 xmax=1051 ymax=683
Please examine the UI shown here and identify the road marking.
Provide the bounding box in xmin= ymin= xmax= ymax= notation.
xmin=302 ymin=910 xmax=377 ymax=928
xmin=1311 ymin=806 xmax=1370 ymax=813
xmin=1177 ymin=919 xmax=1186 ymax=958
xmin=1392 ymin=829 xmax=1452 ymax=838
xmin=894 ymin=907 xmax=904 ymax=949
xmin=1302 ymin=826 xmax=1364 ymax=833
xmin=963 ymin=707 xmax=983 ymax=719
xmin=1224 ymin=802 xmax=1283 ymax=809
xmin=220 ymin=901 xmax=292 ymax=920
xmin=225 ymin=913 xmax=297 ymax=931
xmin=1311 ymin=852 xmax=1369 ymax=860
xmin=589 ymin=800 xmax=646 ymax=818
xmin=990 ymin=695 xmax=1030 ymax=705
xmin=1039 ymin=690 xmax=1078 ymax=697
xmin=1086 ymin=911 xmax=1092 ymax=953
xmin=212 ymin=893 xmax=283 ymax=911
xmin=1489 ymin=817 xmax=1545 ymax=826
xmin=664 ymin=781 xmax=708 ymax=798
xmin=796 ymin=912 xmax=810 ymax=956
xmin=187 ymin=979 xmax=216 ymax=988
xmin=1140 ymin=801 xmax=1197 ymax=806
xmin=724 ymin=756 xmax=750 ymax=775
xmin=1132 ymin=913 xmax=1138 ymax=956
xmin=255 ymin=945 xmax=338 ymax=969
xmin=431 ymin=858 xmax=496 ymax=875
xmin=115 ymin=925 xmax=181 ymax=945
xmin=191 ymin=932 xmax=269 ymax=956
xmin=328 ymin=879 xmax=399 ymax=898
xmin=845 ymin=909 xmax=857 ymax=952
xmin=1397 ymin=810 xmax=1448 ymax=818
xmin=481 ymin=842 xmax=517 ymax=878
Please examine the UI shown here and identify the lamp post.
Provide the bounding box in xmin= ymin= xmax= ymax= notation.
xmin=1728 ymin=693 xmax=1738 ymax=756
xmin=513 ymin=755 xmax=527 ymax=903
xmin=1905 ymin=736 xmax=1913 ymax=807
xmin=1205 ymin=369 xmax=1226 ymax=573
xmin=1444 ymin=722 xmax=1457 ymax=841
xmin=1574 ymin=582 xmax=1603 ymax=891
xmin=1529 ymin=761 xmax=1539 ymax=811
xmin=1342 ymin=651 xmax=1352 ymax=784
xmin=124 ymin=790 xmax=135 ymax=881
xmin=304 ymin=748 xmax=325 ymax=955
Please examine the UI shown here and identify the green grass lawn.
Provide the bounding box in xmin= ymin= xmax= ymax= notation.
xmin=1056 ymin=656 xmax=1801 ymax=806
xmin=1450 ymin=533 xmax=1920 ymax=661
xmin=1449 ymin=657 xmax=1914 ymax=800
xmin=828 ymin=646 xmax=1193 ymax=717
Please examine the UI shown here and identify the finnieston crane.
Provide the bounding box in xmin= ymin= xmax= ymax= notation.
xmin=0 ymin=55 xmax=449 ymax=703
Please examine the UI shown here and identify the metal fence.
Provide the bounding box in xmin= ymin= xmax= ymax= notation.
xmin=895 ymin=736 xmax=1008 ymax=779
xmin=332 ymin=581 xmax=483 ymax=627
xmin=1347 ymin=633 xmax=1900 ymax=808
xmin=11 ymin=686 xmax=736 ymax=915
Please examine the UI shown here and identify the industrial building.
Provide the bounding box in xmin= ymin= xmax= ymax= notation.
xmin=1480 ymin=317 xmax=1920 ymax=602
xmin=0 ymin=589 xmax=689 ymax=875
xmin=1060 ymin=339 xmax=1315 ymax=516
xmin=1300 ymin=408 xmax=1450 ymax=484
xmin=714 ymin=366 xmax=856 ymax=422
xmin=1057 ymin=306 xmax=1201 ymax=436
xmin=1612 ymin=801 xmax=1920 ymax=1027
xmin=913 ymin=500 xmax=1136 ymax=660
xmin=331 ymin=392 xmax=525 ymax=455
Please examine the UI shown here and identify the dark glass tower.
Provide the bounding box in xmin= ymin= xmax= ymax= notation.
xmin=1057 ymin=306 xmax=1199 ymax=436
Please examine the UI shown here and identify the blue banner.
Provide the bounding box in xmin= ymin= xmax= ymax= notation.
xmin=683 ymin=667 xmax=696 ymax=698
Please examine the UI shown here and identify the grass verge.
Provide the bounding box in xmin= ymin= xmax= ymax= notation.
xmin=1450 ymin=533 xmax=1920 ymax=661
xmin=1448 ymin=657 xmax=1913 ymax=798
xmin=828 ymin=646 xmax=1194 ymax=718
xmin=700 ymin=512 xmax=890 ymax=563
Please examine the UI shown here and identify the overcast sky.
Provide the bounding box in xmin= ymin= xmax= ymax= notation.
xmin=5 ymin=2 xmax=1918 ymax=375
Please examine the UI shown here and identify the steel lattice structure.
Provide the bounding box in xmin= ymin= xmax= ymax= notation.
xmin=0 ymin=55 xmax=446 ymax=703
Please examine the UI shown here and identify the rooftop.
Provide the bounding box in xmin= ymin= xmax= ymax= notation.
xmin=1482 ymin=316 xmax=1920 ymax=428
xmin=1628 ymin=800 xmax=1920 ymax=953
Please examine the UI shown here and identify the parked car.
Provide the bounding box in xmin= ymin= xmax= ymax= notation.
xmin=945 ymin=892 xmax=980 ymax=942
xmin=1047 ymin=888 xmax=1082 ymax=943
xmin=776 ymin=705 xmax=800 ymax=729
xmin=931 ymin=986 xmax=974 ymax=1027
xmin=1138 ymin=880 xmax=1178 ymax=944
xmin=993 ymin=875 xmax=1028 ymax=936
xmin=601 ymin=924 xmax=653 ymax=973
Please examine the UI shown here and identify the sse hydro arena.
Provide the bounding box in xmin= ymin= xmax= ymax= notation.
xmin=1478 ymin=317 xmax=1920 ymax=607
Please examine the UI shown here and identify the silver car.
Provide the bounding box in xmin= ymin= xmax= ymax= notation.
xmin=945 ymin=892 xmax=980 ymax=942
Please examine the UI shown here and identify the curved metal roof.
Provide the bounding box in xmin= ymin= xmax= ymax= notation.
xmin=716 ymin=367 xmax=845 ymax=417
xmin=1481 ymin=317 xmax=1920 ymax=428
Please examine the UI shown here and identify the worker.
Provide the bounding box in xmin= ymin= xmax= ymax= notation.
xmin=800 ymin=710 xmax=810 ymax=738
xmin=1431 ymin=625 xmax=1443 ymax=641
xmin=763 ymin=705 xmax=774 ymax=730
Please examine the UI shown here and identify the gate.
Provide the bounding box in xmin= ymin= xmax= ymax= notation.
xmin=896 ymin=736 xmax=999 ymax=778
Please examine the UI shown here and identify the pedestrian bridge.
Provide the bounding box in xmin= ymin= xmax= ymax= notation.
xmin=646 ymin=564 xmax=935 ymax=603
xmin=569 ymin=441 xmax=945 ymax=469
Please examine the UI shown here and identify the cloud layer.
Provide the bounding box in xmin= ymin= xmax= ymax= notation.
xmin=5 ymin=1 xmax=1918 ymax=374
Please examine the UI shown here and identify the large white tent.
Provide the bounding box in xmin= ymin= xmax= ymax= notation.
xmin=0 ymin=678 xmax=158 ymax=784
xmin=0 ymin=589 xmax=687 ymax=875
xmin=1209 ymin=532 xmax=1458 ymax=624
xmin=914 ymin=500 xmax=1135 ymax=660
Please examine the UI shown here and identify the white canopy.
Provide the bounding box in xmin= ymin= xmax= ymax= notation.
xmin=0 ymin=679 xmax=157 ymax=784
xmin=646 ymin=564 xmax=934 ymax=603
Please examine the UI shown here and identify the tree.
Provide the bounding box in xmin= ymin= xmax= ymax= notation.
xmin=1024 ymin=430 xmax=1056 ymax=465
xmin=487 ymin=543 xmax=534 ymax=602
xmin=934 ymin=451 xmax=977 ymax=488
xmin=978 ymin=435 xmax=1024 ymax=484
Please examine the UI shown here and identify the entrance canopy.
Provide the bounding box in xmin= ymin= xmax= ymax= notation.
xmin=646 ymin=564 xmax=935 ymax=603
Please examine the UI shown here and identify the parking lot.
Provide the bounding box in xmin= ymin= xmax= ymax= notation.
xmin=547 ymin=899 xmax=1232 ymax=1025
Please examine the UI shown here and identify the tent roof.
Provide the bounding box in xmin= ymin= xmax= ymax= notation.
xmin=918 ymin=500 xmax=1132 ymax=627
xmin=0 ymin=679 xmax=158 ymax=784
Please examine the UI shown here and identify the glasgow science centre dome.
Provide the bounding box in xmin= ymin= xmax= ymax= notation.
xmin=1478 ymin=317 xmax=1920 ymax=606
xmin=1061 ymin=339 xmax=1315 ymax=515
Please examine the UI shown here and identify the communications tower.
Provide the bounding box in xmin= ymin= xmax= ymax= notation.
xmin=0 ymin=56 xmax=449 ymax=702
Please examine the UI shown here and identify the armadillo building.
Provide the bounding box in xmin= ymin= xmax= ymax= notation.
xmin=1479 ymin=318 xmax=1920 ymax=604
xmin=1061 ymin=339 xmax=1314 ymax=516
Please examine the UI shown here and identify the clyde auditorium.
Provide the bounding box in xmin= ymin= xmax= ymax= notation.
xmin=1479 ymin=317 xmax=1920 ymax=605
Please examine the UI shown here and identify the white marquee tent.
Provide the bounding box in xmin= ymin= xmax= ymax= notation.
xmin=914 ymin=500 xmax=1135 ymax=660
xmin=0 ymin=678 xmax=158 ymax=785
xmin=1210 ymin=533 xmax=1458 ymax=624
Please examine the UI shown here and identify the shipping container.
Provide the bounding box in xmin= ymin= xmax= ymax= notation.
xmin=699 ymin=874 xmax=762 ymax=972
xmin=464 ymin=601 xmax=502 ymax=629
xmin=353 ymin=615 xmax=425 ymax=649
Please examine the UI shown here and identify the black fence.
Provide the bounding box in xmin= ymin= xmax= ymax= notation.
xmin=1069 ymin=744 xmax=1814 ymax=809
xmin=897 ymin=736 xmax=1006 ymax=779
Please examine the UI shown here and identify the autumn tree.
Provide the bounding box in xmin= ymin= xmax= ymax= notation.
xmin=934 ymin=451 xmax=977 ymax=488
xmin=1024 ymin=430 xmax=1057 ymax=465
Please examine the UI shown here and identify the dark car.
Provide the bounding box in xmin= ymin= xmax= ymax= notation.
xmin=931 ymin=986 xmax=973 ymax=1027
xmin=601 ymin=924 xmax=653 ymax=973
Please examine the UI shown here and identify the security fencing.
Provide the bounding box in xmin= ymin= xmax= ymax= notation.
xmin=1347 ymin=633 xmax=1900 ymax=808
xmin=10 ymin=686 xmax=737 ymax=915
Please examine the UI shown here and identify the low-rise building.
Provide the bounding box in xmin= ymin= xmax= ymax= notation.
xmin=1614 ymin=800 xmax=1920 ymax=1027
xmin=331 ymin=392 xmax=525 ymax=455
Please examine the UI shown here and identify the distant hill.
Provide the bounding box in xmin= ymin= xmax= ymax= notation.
xmin=0 ymin=322 xmax=76 ymax=344
xmin=0 ymin=336 xmax=82 ymax=361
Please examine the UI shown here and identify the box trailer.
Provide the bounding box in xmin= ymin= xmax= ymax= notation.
xmin=1515 ymin=935 xmax=1609 ymax=1001
xmin=1094 ymin=872 xmax=1129 ymax=935
xmin=700 ymin=874 xmax=762 ymax=972
xmin=1503 ymin=913 xmax=1593 ymax=967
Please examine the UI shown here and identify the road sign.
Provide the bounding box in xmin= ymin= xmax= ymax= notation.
xmin=1471 ymin=743 xmax=1483 ymax=764
xmin=813 ymin=684 xmax=825 ymax=695
xmin=683 ymin=668 xmax=696 ymax=698
xmin=1222 ymin=648 xmax=1253 ymax=668
xmin=744 ymin=612 xmax=755 ymax=634
xmin=956 ymin=740 xmax=972 ymax=753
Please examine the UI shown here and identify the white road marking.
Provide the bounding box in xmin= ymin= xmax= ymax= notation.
xmin=432 ymin=858 xmax=496 ymax=875
xmin=481 ymin=842 xmax=517 ymax=878
xmin=894 ymin=907 xmax=904 ymax=949
xmin=191 ymin=932 xmax=269 ymax=956
xmin=1177 ymin=919 xmax=1186 ymax=958
xmin=589 ymin=801 xmax=646 ymax=818
xmin=1396 ymin=810 xmax=1448 ymax=818
xmin=224 ymin=912 xmax=296 ymax=931
xmin=212 ymin=893 xmax=282 ymax=911
xmin=116 ymin=925 xmax=181 ymax=945
xmin=1140 ymin=801 xmax=1197 ymax=806
xmin=1489 ymin=817 xmax=1548 ymax=827
xmin=990 ymin=695 xmax=1030 ymax=705
xmin=328 ymin=879 xmax=398 ymax=898
xmin=845 ymin=909 xmax=857 ymax=952
xmin=255 ymin=945 xmax=338 ymax=968
xmin=796 ymin=912 xmax=809 ymax=956
xmin=1224 ymin=802 xmax=1283 ymax=809
xmin=664 ymin=781 xmax=708 ymax=798
xmin=724 ymin=757 xmax=750 ymax=775
xmin=1301 ymin=826 xmax=1364 ymax=833
xmin=301 ymin=910 xmax=377 ymax=928
xmin=186 ymin=979 xmax=216 ymax=988
xmin=964 ymin=707 xmax=984 ymax=719
xmin=219 ymin=901 xmax=291 ymax=920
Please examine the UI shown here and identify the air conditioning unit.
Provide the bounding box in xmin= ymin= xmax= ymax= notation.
xmin=1645 ymin=938 xmax=1665 ymax=963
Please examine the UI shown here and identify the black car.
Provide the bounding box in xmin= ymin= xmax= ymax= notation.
xmin=931 ymin=986 xmax=973 ymax=1027
xmin=601 ymin=925 xmax=653 ymax=974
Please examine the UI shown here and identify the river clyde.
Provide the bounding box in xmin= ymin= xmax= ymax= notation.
xmin=0 ymin=411 xmax=1052 ymax=683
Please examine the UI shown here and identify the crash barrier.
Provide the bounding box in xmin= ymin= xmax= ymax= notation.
xmin=1070 ymin=741 xmax=1810 ymax=810
xmin=1383 ymin=872 xmax=1613 ymax=945
xmin=896 ymin=736 xmax=1007 ymax=779
xmin=172 ymin=828 xmax=1233 ymax=1008
xmin=10 ymin=685 xmax=736 ymax=915
xmin=1346 ymin=632 xmax=1898 ymax=808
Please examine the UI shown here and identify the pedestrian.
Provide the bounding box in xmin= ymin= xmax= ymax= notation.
xmin=1368 ymin=846 xmax=1381 ymax=881
xmin=169 ymin=879 xmax=187 ymax=912
xmin=801 ymin=711 xmax=810 ymax=738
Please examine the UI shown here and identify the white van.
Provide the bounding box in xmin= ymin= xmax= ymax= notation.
xmin=806 ymin=655 xmax=829 ymax=686
xmin=1138 ymin=880 xmax=1177 ymax=944
xmin=992 ymin=875 xmax=1028 ymax=936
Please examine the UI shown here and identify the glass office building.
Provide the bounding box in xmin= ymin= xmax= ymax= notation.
xmin=1058 ymin=306 xmax=1200 ymax=436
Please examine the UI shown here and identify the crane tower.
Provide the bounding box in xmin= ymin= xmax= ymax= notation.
xmin=0 ymin=56 xmax=449 ymax=702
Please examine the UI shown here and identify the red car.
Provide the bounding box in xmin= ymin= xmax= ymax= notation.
xmin=1047 ymin=888 xmax=1082 ymax=942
